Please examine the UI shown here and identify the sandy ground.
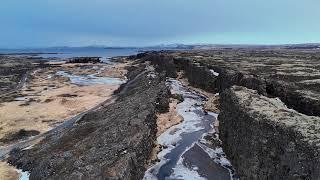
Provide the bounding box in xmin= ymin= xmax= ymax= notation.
xmin=0 ymin=84 xmax=118 ymax=141
xmin=0 ymin=61 xmax=127 ymax=145
xmin=147 ymin=98 xmax=183 ymax=166
xmin=0 ymin=60 xmax=129 ymax=179
xmin=0 ymin=162 xmax=19 ymax=180
xmin=156 ymin=99 xmax=183 ymax=137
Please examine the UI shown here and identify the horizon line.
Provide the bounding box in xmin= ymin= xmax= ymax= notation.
xmin=1 ymin=42 xmax=320 ymax=50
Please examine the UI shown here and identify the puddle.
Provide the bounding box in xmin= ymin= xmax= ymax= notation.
xmin=144 ymin=79 xmax=236 ymax=180
xmin=56 ymin=71 xmax=126 ymax=86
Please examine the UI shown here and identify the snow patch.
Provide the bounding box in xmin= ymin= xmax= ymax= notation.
xmin=158 ymin=80 xmax=205 ymax=146
xmin=210 ymin=69 xmax=219 ymax=76
xmin=15 ymin=169 xmax=30 ymax=180
xmin=22 ymin=144 xmax=35 ymax=150
xmin=56 ymin=71 xmax=125 ymax=86
xmin=147 ymin=73 xmax=157 ymax=78
xmin=46 ymin=74 xmax=53 ymax=79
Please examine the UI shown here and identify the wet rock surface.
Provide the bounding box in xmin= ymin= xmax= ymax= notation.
xmin=219 ymin=86 xmax=320 ymax=179
xmin=8 ymin=63 xmax=170 ymax=179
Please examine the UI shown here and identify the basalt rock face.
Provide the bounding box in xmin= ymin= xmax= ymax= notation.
xmin=144 ymin=52 xmax=178 ymax=78
xmin=265 ymin=79 xmax=320 ymax=116
xmin=174 ymin=58 xmax=218 ymax=92
xmin=145 ymin=53 xmax=267 ymax=95
xmin=219 ymin=86 xmax=320 ymax=179
xmin=9 ymin=64 xmax=170 ymax=180
xmin=141 ymin=50 xmax=320 ymax=116
xmin=139 ymin=50 xmax=320 ymax=179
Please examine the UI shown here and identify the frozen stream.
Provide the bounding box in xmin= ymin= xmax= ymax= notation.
xmin=144 ymin=79 xmax=237 ymax=180
xmin=56 ymin=70 xmax=125 ymax=86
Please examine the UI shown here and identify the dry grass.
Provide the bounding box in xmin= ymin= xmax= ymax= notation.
xmin=156 ymin=98 xmax=183 ymax=137
xmin=0 ymin=62 xmax=127 ymax=144
xmin=0 ymin=162 xmax=19 ymax=180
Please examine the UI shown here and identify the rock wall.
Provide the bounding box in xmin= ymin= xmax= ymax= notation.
xmin=169 ymin=54 xmax=320 ymax=116
xmin=266 ymin=79 xmax=320 ymax=116
xmin=219 ymin=86 xmax=320 ymax=179
xmin=140 ymin=52 xmax=320 ymax=179
xmin=9 ymin=63 xmax=170 ymax=180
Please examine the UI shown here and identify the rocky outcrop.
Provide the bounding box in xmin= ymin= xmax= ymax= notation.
xmin=138 ymin=51 xmax=320 ymax=178
xmin=174 ymin=58 xmax=218 ymax=92
xmin=144 ymin=52 xmax=178 ymax=78
xmin=0 ymin=129 xmax=40 ymax=145
xmin=8 ymin=64 xmax=170 ymax=180
xmin=67 ymin=57 xmax=101 ymax=63
xmin=0 ymin=56 xmax=35 ymax=102
xmin=147 ymin=52 xmax=320 ymax=116
xmin=219 ymin=86 xmax=320 ymax=179
xmin=266 ymin=80 xmax=320 ymax=116
xmin=143 ymin=53 xmax=267 ymax=94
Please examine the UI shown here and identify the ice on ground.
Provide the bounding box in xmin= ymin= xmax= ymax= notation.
xmin=208 ymin=112 xmax=218 ymax=120
xmin=143 ymin=159 xmax=169 ymax=180
xmin=22 ymin=144 xmax=35 ymax=150
xmin=158 ymin=79 xmax=205 ymax=146
xmin=56 ymin=71 xmax=125 ymax=86
xmin=14 ymin=97 xmax=28 ymax=101
xmin=46 ymin=74 xmax=53 ymax=79
xmin=170 ymin=154 xmax=206 ymax=180
xmin=15 ymin=169 xmax=30 ymax=180
xmin=144 ymin=78 xmax=236 ymax=179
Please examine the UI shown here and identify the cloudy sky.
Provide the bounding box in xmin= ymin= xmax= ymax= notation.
xmin=1 ymin=0 xmax=319 ymax=48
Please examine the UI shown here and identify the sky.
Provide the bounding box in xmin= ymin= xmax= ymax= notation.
xmin=0 ymin=0 xmax=320 ymax=48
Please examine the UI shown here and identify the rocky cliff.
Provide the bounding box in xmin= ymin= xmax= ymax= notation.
xmin=219 ymin=86 xmax=320 ymax=179
xmin=142 ymin=51 xmax=320 ymax=116
xmin=141 ymin=50 xmax=320 ymax=179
